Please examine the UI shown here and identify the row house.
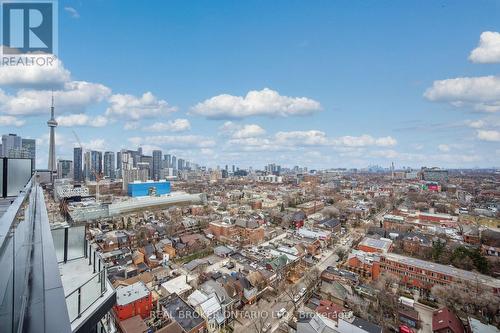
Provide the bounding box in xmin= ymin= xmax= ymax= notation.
xmin=176 ymin=233 xmax=210 ymax=256
xmin=317 ymin=218 xmax=342 ymax=234
xmin=225 ymin=272 xmax=258 ymax=305
xmin=138 ymin=243 xmax=161 ymax=268
xmin=155 ymin=238 xmax=176 ymax=260
xmin=321 ymin=266 xmax=359 ymax=286
xmin=161 ymin=294 xmax=206 ymax=333
xmin=207 ymin=219 xmax=265 ymax=245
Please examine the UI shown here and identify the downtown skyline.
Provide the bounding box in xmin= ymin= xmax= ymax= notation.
xmin=1 ymin=1 xmax=500 ymax=169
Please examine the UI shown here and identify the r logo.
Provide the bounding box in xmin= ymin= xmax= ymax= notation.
xmin=2 ymin=1 xmax=55 ymax=54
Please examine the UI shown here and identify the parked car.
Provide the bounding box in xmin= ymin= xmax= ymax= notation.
xmin=277 ymin=308 xmax=287 ymax=318
xmin=262 ymin=322 xmax=271 ymax=332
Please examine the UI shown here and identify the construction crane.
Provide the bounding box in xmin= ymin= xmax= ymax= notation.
xmin=72 ymin=130 xmax=83 ymax=150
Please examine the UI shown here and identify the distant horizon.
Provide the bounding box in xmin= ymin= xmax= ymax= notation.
xmin=3 ymin=129 xmax=500 ymax=171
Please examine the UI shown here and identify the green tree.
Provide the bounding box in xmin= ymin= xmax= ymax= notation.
xmin=431 ymin=241 xmax=445 ymax=261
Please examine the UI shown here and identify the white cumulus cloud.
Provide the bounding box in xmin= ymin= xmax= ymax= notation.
xmin=0 ymin=81 xmax=111 ymax=116
xmin=0 ymin=57 xmax=70 ymax=88
xmin=106 ymin=92 xmax=177 ymax=120
xmin=233 ymin=124 xmax=266 ymax=138
xmin=332 ymin=134 xmax=397 ymax=147
xmin=477 ymin=129 xmax=500 ymax=141
xmin=466 ymin=119 xmax=486 ymax=128
xmin=191 ymin=88 xmax=321 ymax=119
xmin=124 ymin=122 xmax=140 ymax=130
xmin=129 ymin=135 xmax=216 ymax=148
xmin=469 ymin=31 xmax=500 ymax=63
xmin=143 ymin=119 xmax=191 ymax=132
xmin=226 ymin=130 xmax=397 ymax=152
xmin=0 ymin=115 xmax=25 ymax=127
xmin=56 ymin=113 xmax=108 ymax=127
xmin=424 ymin=76 xmax=500 ymax=112
xmin=219 ymin=121 xmax=266 ymax=138
xmin=82 ymin=139 xmax=107 ymax=151
xmin=275 ymin=130 xmax=329 ymax=146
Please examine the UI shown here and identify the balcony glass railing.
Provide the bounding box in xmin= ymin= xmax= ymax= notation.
xmin=52 ymin=224 xmax=111 ymax=324
xmin=51 ymin=225 xmax=86 ymax=263
xmin=65 ymin=268 xmax=107 ymax=323
xmin=0 ymin=177 xmax=71 ymax=333
xmin=0 ymin=179 xmax=32 ymax=332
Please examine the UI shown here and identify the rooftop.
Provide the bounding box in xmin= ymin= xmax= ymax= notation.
xmin=359 ymin=236 xmax=393 ymax=252
xmin=384 ymin=253 xmax=500 ymax=289
xmin=161 ymin=275 xmax=192 ymax=295
xmin=162 ymin=294 xmax=204 ymax=332
xmin=115 ymin=281 xmax=150 ymax=306
xmin=350 ymin=317 xmax=383 ymax=333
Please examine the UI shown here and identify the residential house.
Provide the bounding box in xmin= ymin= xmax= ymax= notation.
xmin=161 ymin=294 xmax=206 ymax=333
xmin=113 ymin=281 xmax=152 ymax=321
xmin=432 ymin=308 xmax=465 ymax=333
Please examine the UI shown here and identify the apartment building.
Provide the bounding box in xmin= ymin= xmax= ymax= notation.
xmin=380 ymin=253 xmax=500 ymax=294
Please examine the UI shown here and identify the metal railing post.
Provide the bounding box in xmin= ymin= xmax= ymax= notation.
xmin=77 ymin=288 xmax=82 ymax=319
xmin=98 ymin=259 xmax=101 ymax=283
xmin=88 ymin=243 xmax=92 ymax=265
xmin=84 ymin=238 xmax=88 ymax=258
xmin=101 ymin=269 xmax=105 ymax=295
xmin=63 ymin=227 xmax=68 ymax=263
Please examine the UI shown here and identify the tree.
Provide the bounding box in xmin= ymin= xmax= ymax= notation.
xmin=373 ymin=197 xmax=386 ymax=211
xmin=450 ymin=246 xmax=490 ymax=274
xmin=431 ymin=241 xmax=445 ymax=261
xmin=251 ymin=313 xmax=270 ymax=333
xmin=321 ymin=206 xmax=340 ymax=219
xmin=281 ymin=283 xmax=301 ymax=314
xmin=370 ymin=275 xmax=398 ymax=329
xmin=281 ymin=214 xmax=293 ymax=229
xmin=336 ymin=248 xmax=347 ymax=261
xmin=303 ymin=267 xmax=321 ymax=290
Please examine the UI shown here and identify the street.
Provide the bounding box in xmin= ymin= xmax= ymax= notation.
xmin=234 ymin=234 xmax=350 ymax=332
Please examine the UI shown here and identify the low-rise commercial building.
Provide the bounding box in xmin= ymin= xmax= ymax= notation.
xmin=381 ymin=253 xmax=500 ymax=294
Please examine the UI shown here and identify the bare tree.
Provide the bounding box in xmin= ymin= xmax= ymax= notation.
xmin=321 ymin=206 xmax=340 ymax=219
xmin=303 ymin=267 xmax=321 ymax=290
xmin=281 ymin=283 xmax=301 ymax=314
xmin=431 ymin=280 xmax=500 ymax=323
xmin=251 ymin=315 xmax=269 ymax=333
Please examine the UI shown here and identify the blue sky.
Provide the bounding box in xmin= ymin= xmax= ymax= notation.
xmin=2 ymin=0 xmax=500 ymax=169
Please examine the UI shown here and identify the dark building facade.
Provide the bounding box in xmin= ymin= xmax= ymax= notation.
xmin=73 ymin=147 xmax=83 ymax=182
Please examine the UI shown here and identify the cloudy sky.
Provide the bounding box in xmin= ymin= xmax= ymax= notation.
xmin=2 ymin=1 xmax=500 ymax=169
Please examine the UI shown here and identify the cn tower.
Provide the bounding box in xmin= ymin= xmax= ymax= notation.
xmin=47 ymin=94 xmax=57 ymax=173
